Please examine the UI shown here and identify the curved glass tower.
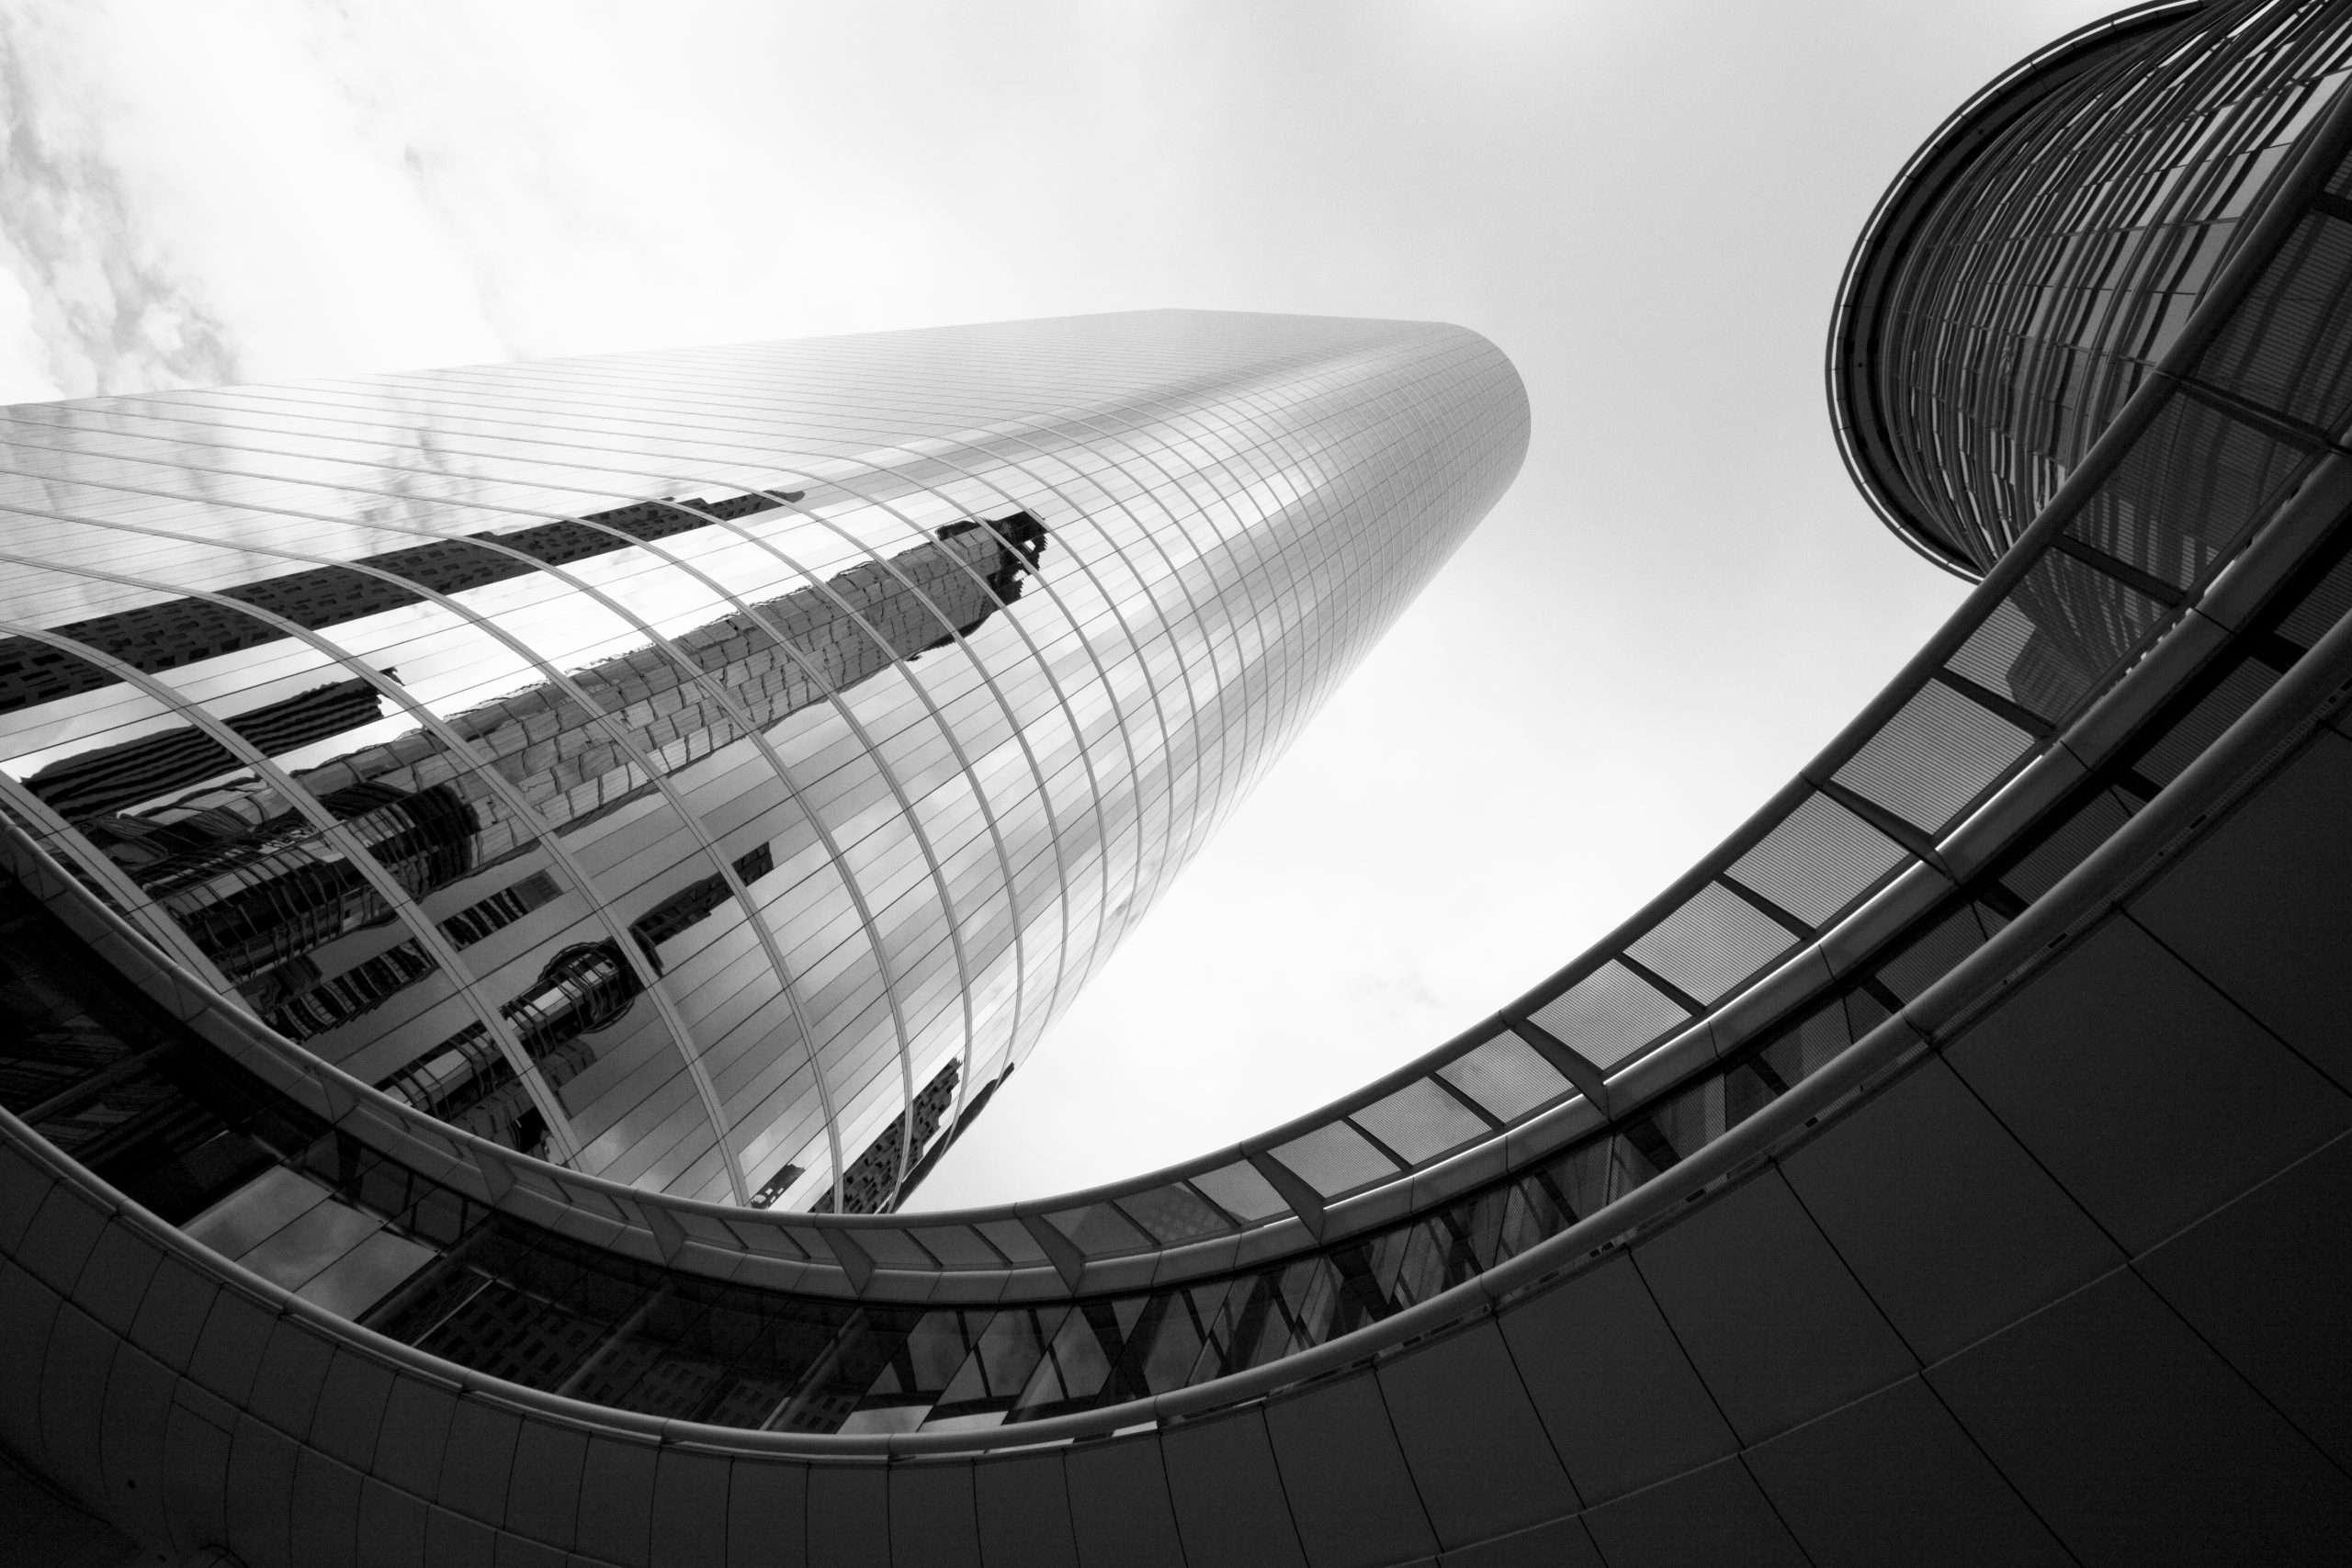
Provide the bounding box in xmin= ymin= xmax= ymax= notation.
xmin=0 ymin=310 xmax=1529 ymax=1213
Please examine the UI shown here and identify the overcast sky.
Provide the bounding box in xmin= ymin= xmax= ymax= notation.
xmin=0 ymin=0 xmax=2118 ymax=1207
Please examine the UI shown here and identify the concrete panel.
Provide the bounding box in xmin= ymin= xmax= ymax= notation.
xmin=889 ymin=1460 xmax=981 ymax=1568
xmin=1066 ymin=1434 xmax=1183 ymax=1568
xmin=725 ymin=1457 xmax=808 ymax=1568
xmin=1946 ymin=916 xmax=2350 ymax=1252
xmin=806 ymin=1463 xmax=888 ymax=1568
xmin=1376 ymin=1319 xmax=1576 ymax=1550
xmin=1781 ymin=1055 xmax=2120 ymax=1359
xmin=974 ymin=1449 xmax=1078 ymax=1568
xmin=1498 ymin=1254 xmax=1736 ymax=1503
xmin=1744 ymin=1376 xmax=2067 ymax=1567
xmin=1930 ymin=1269 xmax=2352 ymax=1564
xmin=1161 ymin=1409 xmax=1306 ymax=1568
xmin=576 ymin=1435 xmax=661 ymax=1567
xmin=1265 ymin=1373 xmax=1439 ymax=1568
xmin=1632 ymin=1171 xmax=1913 ymax=1444
xmin=2132 ymin=729 xmax=2352 ymax=1085
xmin=1579 ymin=1456 xmax=1807 ymax=1568
xmin=2137 ymin=1129 xmax=2352 ymax=1468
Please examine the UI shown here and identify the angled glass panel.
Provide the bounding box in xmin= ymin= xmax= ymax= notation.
xmin=1436 ymin=1030 xmax=1571 ymax=1122
xmin=1526 ymin=961 xmax=1689 ymax=1069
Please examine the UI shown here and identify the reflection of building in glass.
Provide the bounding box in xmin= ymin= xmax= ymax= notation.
xmin=0 ymin=310 xmax=1528 ymax=1216
xmin=812 ymin=1057 xmax=961 ymax=1215
xmin=85 ymin=510 xmax=1050 ymax=1164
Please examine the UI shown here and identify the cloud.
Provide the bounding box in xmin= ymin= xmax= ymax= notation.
xmin=0 ymin=6 xmax=241 ymax=403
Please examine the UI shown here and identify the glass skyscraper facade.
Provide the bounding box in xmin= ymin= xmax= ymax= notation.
xmin=0 ymin=310 xmax=1529 ymax=1215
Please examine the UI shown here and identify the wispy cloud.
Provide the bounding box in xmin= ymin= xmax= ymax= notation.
xmin=0 ymin=7 xmax=241 ymax=402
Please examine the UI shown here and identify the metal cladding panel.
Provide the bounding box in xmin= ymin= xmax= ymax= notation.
xmin=1944 ymin=912 xmax=2352 ymax=1253
xmin=424 ymin=1508 xmax=495 ymax=1568
xmin=1577 ymin=1456 xmax=1809 ymax=1568
xmin=1263 ymin=1374 xmax=1440 ymax=1568
xmin=2136 ymin=1131 xmax=2352 ymax=1473
xmin=1742 ymin=1378 xmax=2069 ymax=1568
xmin=501 ymin=1417 xmax=588 ymax=1551
xmin=0 ymin=1264 xmax=61 ymax=1461
xmin=723 ymin=1459 xmax=808 ymax=1568
xmin=306 ymin=1348 xmax=395 ymax=1472
xmin=1630 ymin=1170 xmax=1915 ymax=1447
xmin=1063 ymin=1434 xmax=1186 ymax=1568
xmin=1927 ymin=1269 xmax=2352 ymax=1564
xmin=645 ymin=1448 xmax=733 ymax=1568
xmin=369 ymin=1375 xmax=458 ymax=1509
xmin=158 ymin=1401 xmax=234 ymax=1559
xmin=1432 ymin=1515 xmax=1602 ymax=1568
xmin=1373 ymin=1318 xmax=1577 ymax=1551
xmin=576 ymin=1434 xmax=662 ymax=1567
xmin=1495 ymin=1253 xmax=1736 ymax=1505
xmin=0 ymin=310 xmax=1528 ymax=1212
xmin=223 ymin=1414 xmax=300 ymax=1568
xmin=1778 ymin=1055 xmax=2120 ymax=1361
xmin=972 ymin=1450 xmax=1080 ymax=1568
xmin=2132 ymin=726 xmax=2352 ymax=1080
xmin=1159 ymin=1409 xmax=1308 ymax=1568
xmin=887 ymin=1461 xmax=983 ymax=1568
xmin=287 ymin=1447 xmax=364 ymax=1568
xmin=356 ymin=1478 xmax=433 ymax=1568
xmin=805 ymin=1462 xmax=889 ymax=1568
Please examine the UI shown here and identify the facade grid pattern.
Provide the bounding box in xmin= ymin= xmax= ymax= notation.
xmin=0 ymin=310 xmax=1528 ymax=1214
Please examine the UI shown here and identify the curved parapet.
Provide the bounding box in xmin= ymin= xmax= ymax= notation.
xmin=9 ymin=3 xmax=2352 ymax=1562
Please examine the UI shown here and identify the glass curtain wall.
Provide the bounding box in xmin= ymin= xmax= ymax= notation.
xmin=0 ymin=310 xmax=1530 ymax=1212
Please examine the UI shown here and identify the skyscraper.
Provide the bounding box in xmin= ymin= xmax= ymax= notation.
xmin=0 ymin=310 xmax=1529 ymax=1223
xmin=7 ymin=2 xmax=2352 ymax=1562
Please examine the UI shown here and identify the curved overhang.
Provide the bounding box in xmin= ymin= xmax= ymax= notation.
xmin=1826 ymin=1 xmax=2204 ymax=579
